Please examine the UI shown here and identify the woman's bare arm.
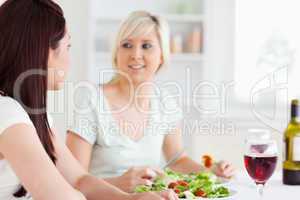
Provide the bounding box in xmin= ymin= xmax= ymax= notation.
xmin=0 ymin=124 xmax=85 ymax=200
xmin=66 ymin=131 xmax=93 ymax=170
xmin=163 ymin=126 xmax=235 ymax=177
xmin=163 ymin=127 xmax=204 ymax=174
xmin=54 ymin=128 xmax=134 ymax=200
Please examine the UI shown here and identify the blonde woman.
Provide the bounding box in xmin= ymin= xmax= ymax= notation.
xmin=67 ymin=11 xmax=235 ymax=193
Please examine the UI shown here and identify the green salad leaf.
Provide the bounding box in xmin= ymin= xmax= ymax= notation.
xmin=134 ymin=169 xmax=231 ymax=199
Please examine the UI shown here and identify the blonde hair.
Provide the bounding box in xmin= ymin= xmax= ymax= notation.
xmin=111 ymin=11 xmax=170 ymax=79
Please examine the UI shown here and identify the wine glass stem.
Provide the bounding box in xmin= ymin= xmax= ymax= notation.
xmin=257 ymin=184 xmax=264 ymax=199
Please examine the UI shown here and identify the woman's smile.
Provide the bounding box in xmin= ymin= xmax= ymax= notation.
xmin=128 ymin=63 xmax=145 ymax=70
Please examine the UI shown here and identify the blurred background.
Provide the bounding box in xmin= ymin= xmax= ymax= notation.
xmin=50 ymin=0 xmax=300 ymax=170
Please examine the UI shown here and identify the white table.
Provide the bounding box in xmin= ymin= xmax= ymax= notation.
xmin=230 ymin=170 xmax=300 ymax=199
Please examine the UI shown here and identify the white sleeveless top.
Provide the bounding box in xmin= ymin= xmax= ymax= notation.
xmin=68 ymin=86 xmax=183 ymax=178
xmin=0 ymin=95 xmax=52 ymax=199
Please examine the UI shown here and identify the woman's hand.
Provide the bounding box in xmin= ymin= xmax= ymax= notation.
xmin=159 ymin=190 xmax=180 ymax=200
xmin=117 ymin=167 xmax=163 ymax=193
xmin=212 ymin=160 xmax=235 ymax=179
xmin=130 ymin=190 xmax=179 ymax=200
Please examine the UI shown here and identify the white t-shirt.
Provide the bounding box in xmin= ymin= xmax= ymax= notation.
xmin=68 ymin=86 xmax=183 ymax=178
xmin=0 ymin=95 xmax=52 ymax=199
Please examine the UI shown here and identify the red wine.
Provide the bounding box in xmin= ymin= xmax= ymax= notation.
xmin=244 ymin=155 xmax=277 ymax=184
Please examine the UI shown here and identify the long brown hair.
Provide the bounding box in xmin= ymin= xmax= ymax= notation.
xmin=0 ymin=0 xmax=66 ymax=197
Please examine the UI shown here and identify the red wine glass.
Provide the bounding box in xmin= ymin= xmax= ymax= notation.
xmin=244 ymin=138 xmax=278 ymax=199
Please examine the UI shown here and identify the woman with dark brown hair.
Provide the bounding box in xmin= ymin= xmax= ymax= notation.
xmin=0 ymin=0 xmax=178 ymax=199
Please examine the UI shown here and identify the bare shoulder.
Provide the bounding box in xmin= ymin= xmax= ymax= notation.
xmin=0 ymin=123 xmax=36 ymax=144
xmin=0 ymin=123 xmax=38 ymax=158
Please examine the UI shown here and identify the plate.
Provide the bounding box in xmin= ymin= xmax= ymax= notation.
xmin=179 ymin=189 xmax=238 ymax=200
